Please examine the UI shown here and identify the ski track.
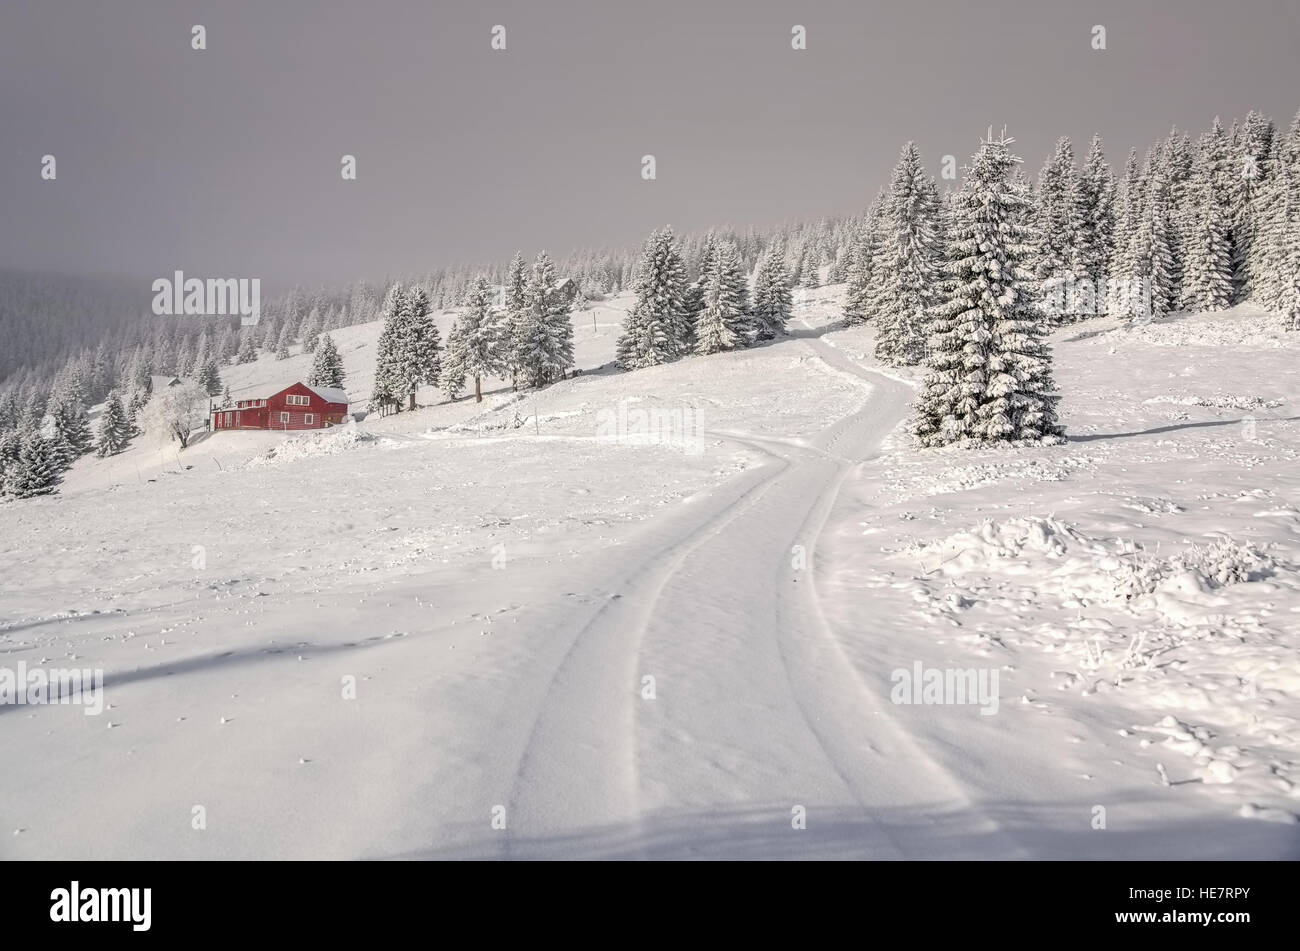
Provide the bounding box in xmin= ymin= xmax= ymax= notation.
xmin=481 ymin=332 xmax=1024 ymax=859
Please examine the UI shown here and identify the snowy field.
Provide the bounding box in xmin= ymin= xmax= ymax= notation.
xmin=1 ymin=287 xmax=1297 ymax=859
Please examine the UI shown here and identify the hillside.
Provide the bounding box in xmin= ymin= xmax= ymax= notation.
xmin=0 ymin=286 xmax=1297 ymax=859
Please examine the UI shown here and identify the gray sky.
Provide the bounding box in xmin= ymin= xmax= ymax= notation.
xmin=2 ymin=0 xmax=1298 ymax=289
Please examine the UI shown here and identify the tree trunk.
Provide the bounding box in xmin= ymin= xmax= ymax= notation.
xmin=408 ymin=390 xmax=416 ymax=412
xmin=475 ymin=376 xmax=482 ymax=403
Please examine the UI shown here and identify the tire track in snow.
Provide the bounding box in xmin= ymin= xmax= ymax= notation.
xmin=494 ymin=325 xmax=1023 ymax=858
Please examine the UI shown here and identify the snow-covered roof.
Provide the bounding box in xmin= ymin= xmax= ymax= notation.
xmin=150 ymin=375 xmax=181 ymax=389
xmin=305 ymin=385 xmax=349 ymax=405
xmin=235 ymin=382 xmax=349 ymax=404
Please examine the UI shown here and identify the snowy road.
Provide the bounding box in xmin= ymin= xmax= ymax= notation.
xmin=421 ymin=333 xmax=1024 ymax=858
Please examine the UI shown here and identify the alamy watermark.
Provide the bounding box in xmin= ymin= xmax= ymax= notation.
xmin=1040 ymin=274 xmax=1152 ymax=322
xmin=0 ymin=662 xmax=104 ymax=715
xmin=595 ymin=399 xmax=705 ymax=454
xmin=890 ymin=661 xmax=999 ymax=716
xmin=152 ymin=271 xmax=261 ymax=325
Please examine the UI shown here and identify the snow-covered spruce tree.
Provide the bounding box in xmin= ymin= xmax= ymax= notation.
xmin=826 ymin=247 xmax=850 ymax=284
xmin=912 ymin=131 xmax=1064 ymax=448
xmin=1184 ymin=186 xmax=1235 ymax=312
xmin=0 ymin=428 xmax=19 ymax=496
xmin=95 ymin=390 xmax=129 ymax=457
xmin=372 ymin=284 xmax=411 ymax=412
xmin=175 ymin=338 xmax=195 ymax=378
xmin=440 ymin=319 xmax=468 ymax=401
xmin=259 ymin=316 xmax=280 ymax=351
xmin=9 ymin=430 xmax=61 ymax=498
xmin=1232 ymin=110 xmax=1275 ymax=302
xmin=695 ymin=233 xmax=719 ymax=286
xmin=844 ymin=191 xmax=887 ymax=325
xmin=308 ymin=334 xmax=346 ymax=389
xmin=50 ymin=390 xmax=92 ymax=466
xmin=802 ymin=246 xmax=821 ymax=288
xmin=751 ymin=245 xmax=793 ymax=341
xmin=1078 ymin=135 xmax=1116 ymax=313
xmin=394 ymin=286 xmax=440 ymax=409
xmin=516 ymin=252 xmax=574 ymax=388
xmin=459 ymin=276 xmax=504 ymax=402
xmin=693 ymin=241 xmax=749 ymax=354
xmin=1111 ymin=149 xmax=1142 ymax=295
xmin=275 ymin=321 xmax=293 ymax=359
xmin=1194 ymin=118 xmax=1240 ymax=300
xmin=503 ymin=252 xmax=530 ymax=391
xmin=617 ymin=226 xmax=689 ymax=369
xmin=1033 ymin=137 xmax=1089 ymax=322
xmin=196 ymin=356 xmax=223 ymax=396
xmin=874 ymin=143 xmax=942 ymax=366
xmin=236 ymin=330 xmax=258 ymax=364
xmin=301 ymin=309 xmax=323 ymax=354
xmin=1252 ymin=114 xmax=1300 ymax=313
xmin=0 ymin=393 xmax=18 ymax=432
xmin=1126 ymin=172 xmax=1177 ymax=320
xmin=1163 ymin=129 xmax=1195 ymax=309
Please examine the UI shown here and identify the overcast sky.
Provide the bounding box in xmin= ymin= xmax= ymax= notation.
xmin=2 ymin=0 xmax=1298 ymax=290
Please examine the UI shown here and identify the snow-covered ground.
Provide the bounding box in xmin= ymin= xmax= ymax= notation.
xmin=1 ymin=288 xmax=1296 ymax=858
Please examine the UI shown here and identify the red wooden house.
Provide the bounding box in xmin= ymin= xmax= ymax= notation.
xmin=212 ymin=382 xmax=349 ymax=432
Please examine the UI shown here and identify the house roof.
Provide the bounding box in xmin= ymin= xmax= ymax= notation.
xmin=235 ymin=382 xmax=349 ymax=404
xmin=150 ymin=375 xmax=181 ymax=390
xmin=305 ymin=385 xmax=349 ymax=405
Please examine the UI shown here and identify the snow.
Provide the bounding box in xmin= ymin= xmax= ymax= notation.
xmin=302 ymin=385 xmax=350 ymax=405
xmin=1 ymin=285 xmax=1297 ymax=858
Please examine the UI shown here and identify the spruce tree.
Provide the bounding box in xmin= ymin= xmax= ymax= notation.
xmin=302 ymin=310 xmax=323 ymax=354
xmin=50 ymin=391 xmax=92 ymax=462
xmin=308 ymin=334 xmax=346 ymax=389
xmin=9 ymin=430 xmax=61 ymax=498
xmin=693 ymin=241 xmax=749 ymax=354
xmin=913 ymin=131 xmax=1064 ymax=447
xmin=503 ymin=252 xmax=530 ymax=390
xmin=874 ymin=143 xmax=942 ymax=364
xmin=1078 ymin=135 xmax=1116 ymax=312
xmin=844 ymin=192 xmax=887 ymax=325
xmin=236 ymin=331 xmax=258 ymax=364
xmin=96 ymin=391 xmax=129 ymax=457
xmin=1111 ymin=149 xmax=1143 ymax=298
xmin=802 ymin=247 xmax=821 ymax=288
xmin=516 ymin=252 xmax=574 ymax=387
xmin=275 ymin=321 xmax=294 ymax=359
xmin=197 ymin=357 xmax=223 ymax=396
xmin=1127 ymin=173 xmax=1177 ymax=320
xmin=459 ymin=276 xmax=503 ymax=402
xmin=1232 ymin=110 xmax=1275 ymax=301
xmin=1033 ymin=137 xmax=1089 ymax=321
xmin=440 ymin=320 xmax=468 ymax=401
xmin=0 ymin=429 xmax=18 ymax=496
xmin=1164 ymin=129 xmax=1196 ymax=309
xmin=617 ymin=226 xmax=688 ymax=369
xmin=751 ymin=245 xmax=793 ymax=341
xmin=1185 ymin=190 xmax=1236 ymax=312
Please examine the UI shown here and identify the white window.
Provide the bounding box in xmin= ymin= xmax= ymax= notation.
xmin=287 ymin=394 xmax=310 ymax=406
xmin=280 ymin=412 xmax=290 ymax=424
xmin=304 ymin=414 xmax=314 ymax=425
